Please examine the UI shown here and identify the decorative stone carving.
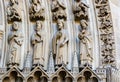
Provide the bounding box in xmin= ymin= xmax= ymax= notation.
xmin=78 ymin=30 xmax=92 ymax=66
xmin=72 ymin=51 xmax=79 ymax=74
xmin=32 ymin=21 xmax=44 ymax=66
xmin=29 ymin=0 xmax=45 ymax=21
xmin=101 ymin=34 xmax=115 ymax=64
xmin=51 ymin=0 xmax=67 ymax=21
xmin=7 ymin=0 xmax=21 ymax=23
xmin=73 ymin=0 xmax=89 ymax=21
xmin=98 ymin=5 xmax=109 ymax=17
xmin=95 ymin=0 xmax=108 ymax=4
xmin=94 ymin=0 xmax=115 ymax=66
xmin=52 ymin=20 xmax=69 ymax=65
xmin=8 ymin=22 xmax=23 ymax=66
xmin=47 ymin=51 xmax=55 ymax=74
xmin=99 ymin=14 xmax=112 ymax=34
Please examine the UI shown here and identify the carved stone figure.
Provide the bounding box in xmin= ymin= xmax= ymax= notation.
xmin=32 ymin=21 xmax=44 ymax=66
xmin=73 ymin=0 xmax=89 ymax=20
xmin=98 ymin=6 xmax=109 ymax=17
xmin=8 ymin=22 xmax=23 ymax=66
xmin=99 ymin=15 xmax=112 ymax=34
xmin=7 ymin=0 xmax=21 ymax=23
xmin=101 ymin=34 xmax=115 ymax=64
xmin=51 ymin=0 xmax=67 ymax=21
xmin=53 ymin=20 xmax=69 ymax=65
xmin=78 ymin=30 xmax=92 ymax=65
xmin=29 ymin=0 xmax=45 ymax=21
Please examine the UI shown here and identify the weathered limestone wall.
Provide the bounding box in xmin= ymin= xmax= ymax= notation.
xmin=109 ymin=0 xmax=120 ymax=69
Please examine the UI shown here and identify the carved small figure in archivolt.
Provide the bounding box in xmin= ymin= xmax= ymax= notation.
xmin=32 ymin=21 xmax=44 ymax=66
xmin=101 ymin=35 xmax=115 ymax=64
xmin=29 ymin=0 xmax=45 ymax=21
xmin=8 ymin=22 xmax=23 ymax=66
xmin=7 ymin=0 xmax=21 ymax=23
xmin=53 ymin=20 xmax=69 ymax=65
xmin=99 ymin=14 xmax=112 ymax=34
xmin=98 ymin=5 xmax=109 ymax=17
xmin=51 ymin=0 xmax=67 ymax=20
xmin=78 ymin=30 xmax=92 ymax=65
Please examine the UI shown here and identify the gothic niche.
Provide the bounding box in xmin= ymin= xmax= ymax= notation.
xmin=7 ymin=0 xmax=22 ymax=23
xmin=52 ymin=19 xmax=69 ymax=66
xmin=77 ymin=71 xmax=98 ymax=82
xmin=29 ymin=0 xmax=45 ymax=21
xmin=31 ymin=21 xmax=44 ymax=67
xmin=51 ymin=0 xmax=67 ymax=21
xmin=3 ymin=71 xmax=23 ymax=82
xmin=8 ymin=22 xmax=24 ymax=67
xmin=52 ymin=71 xmax=73 ymax=82
xmin=27 ymin=71 xmax=48 ymax=82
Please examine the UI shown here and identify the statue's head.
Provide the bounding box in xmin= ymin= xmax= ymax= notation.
xmin=36 ymin=21 xmax=42 ymax=31
xmin=32 ymin=0 xmax=40 ymax=4
xmin=10 ymin=0 xmax=18 ymax=5
xmin=12 ymin=22 xmax=19 ymax=31
xmin=57 ymin=19 xmax=64 ymax=30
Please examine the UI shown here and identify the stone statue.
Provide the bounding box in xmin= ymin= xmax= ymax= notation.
xmin=29 ymin=0 xmax=45 ymax=21
xmin=78 ymin=30 xmax=92 ymax=65
xmin=7 ymin=0 xmax=21 ymax=23
xmin=52 ymin=20 xmax=69 ymax=65
xmin=99 ymin=15 xmax=112 ymax=34
xmin=73 ymin=0 xmax=89 ymax=20
xmin=51 ymin=0 xmax=67 ymax=21
xmin=98 ymin=6 xmax=109 ymax=17
xmin=8 ymin=22 xmax=23 ymax=66
xmin=31 ymin=21 xmax=44 ymax=66
xmin=73 ymin=0 xmax=89 ymax=31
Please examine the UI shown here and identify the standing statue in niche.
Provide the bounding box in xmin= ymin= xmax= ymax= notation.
xmin=51 ymin=0 xmax=67 ymax=21
xmin=7 ymin=0 xmax=21 ymax=23
xmin=73 ymin=0 xmax=89 ymax=31
xmin=78 ymin=30 xmax=92 ymax=66
xmin=32 ymin=21 xmax=44 ymax=66
xmin=29 ymin=0 xmax=45 ymax=21
xmin=8 ymin=22 xmax=23 ymax=66
xmin=53 ymin=20 xmax=69 ymax=65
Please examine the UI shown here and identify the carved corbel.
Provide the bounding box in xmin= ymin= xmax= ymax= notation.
xmin=29 ymin=0 xmax=45 ymax=21
xmin=51 ymin=0 xmax=67 ymax=21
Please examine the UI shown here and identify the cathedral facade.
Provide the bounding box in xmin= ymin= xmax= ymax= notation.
xmin=0 ymin=0 xmax=120 ymax=82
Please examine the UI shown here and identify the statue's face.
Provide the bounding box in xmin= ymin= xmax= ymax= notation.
xmin=57 ymin=20 xmax=64 ymax=30
xmin=36 ymin=21 xmax=42 ymax=31
xmin=10 ymin=0 xmax=15 ymax=4
xmin=13 ymin=22 xmax=19 ymax=30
